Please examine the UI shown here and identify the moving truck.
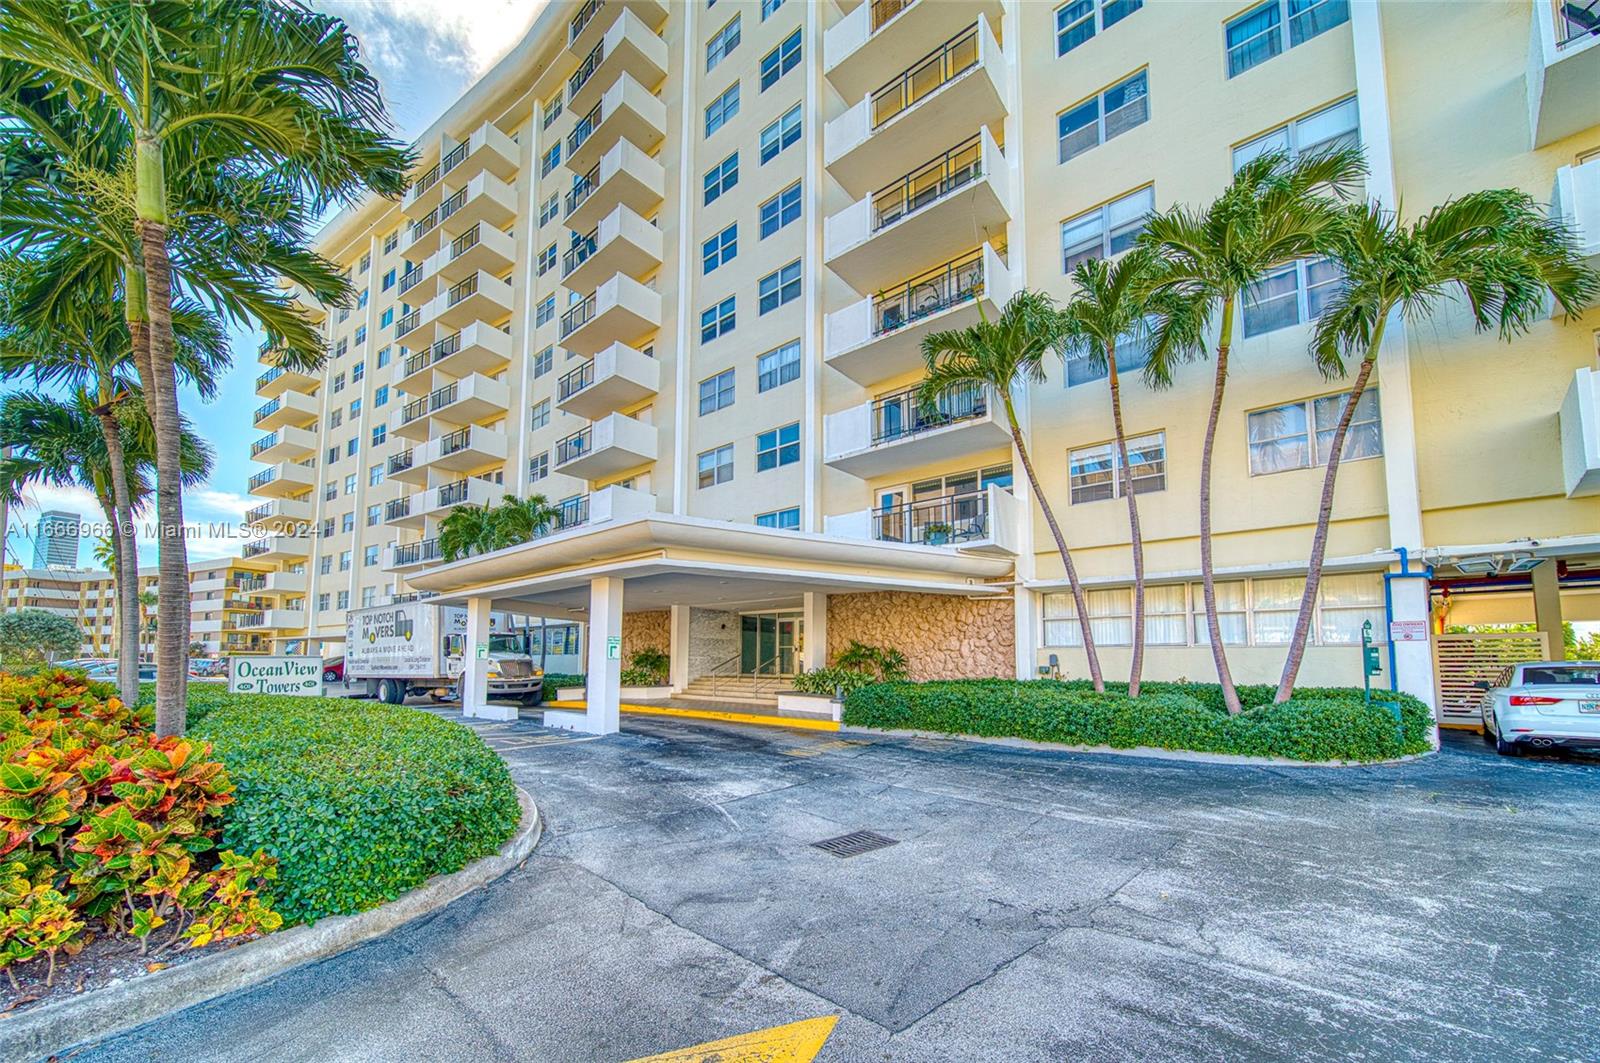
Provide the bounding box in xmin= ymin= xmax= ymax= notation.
xmin=344 ymin=601 xmax=543 ymax=705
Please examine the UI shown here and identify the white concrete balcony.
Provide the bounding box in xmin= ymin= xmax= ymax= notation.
xmin=562 ymin=203 xmax=662 ymax=292
xmin=567 ymin=7 xmax=667 ymax=115
xmin=244 ymin=497 xmax=313 ymax=532
xmin=553 ymin=411 xmax=657 ymax=480
xmin=403 ymin=121 xmax=519 ymax=218
xmin=825 ymin=128 xmax=1010 ymax=294
xmin=396 ymin=253 xmax=441 ymax=304
xmin=417 ymin=424 xmax=509 ymax=475
xmin=246 ymin=461 xmax=316 ymax=500
xmin=413 ymin=476 xmax=498 ymax=524
xmin=254 ymin=570 xmax=308 ymax=597
xmin=824 ymin=0 xmax=1004 ymax=102
xmin=241 ymin=532 xmax=312 ymax=563
xmin=252 ymin=390 xmax=319 ymax=431
xmin=566 ymin=73 xmax=666 ymax=175
xmin=826 ymin=243 xmax=1012 ymax=387
xmin=282 ymin=286 xmax=327 ymax=325
xmin=824 ymin=483 xmax=1022 ymax=557
xmin=385 ymin=445 xmax=429 ymax=487
xmin=393 ymin=372 xmax=510 ymax=441
xmin=191 ymin=617 xmax=222 ymax=635
xmin=233 ymin=608 xmax=308 ymax=633
xmin=1527 ymin=0 xmax=1600 ymax=147
xmin=384 ymin=536 xmax=443 ymax=573
xmin=255 ymin=362 xmax=319 ymax=400
xmin=1553 ymin=156 xmax=1600 ymax=296
xmin=565 ymin=137 xmax=664 ymax=232
xmin=395 ymin=321 xmax=514 ymax=396
xmin=248 ymin=423 xmax=318 ymax=464
xmin=824 ymin=15 xmax=1008 ymax=198
xmin=435 ymin=221 xmax=515 ymax=287
xmin=189 ymin=592 xmax=265 ymax=614
xmin=555 ymin=342 xmax=659 ymax=420
xmin=1562 ymin=366 xmax=1600 ymax=495
xmin=568 ymin=0 xmax=667 ymax=57
xmin=432 ymin=270 xmax=514 ymax=332
xmin=402 ymin=171 xmax=516 ymax=259
xmin=392 ymin=304 xmax=439 ymax=350
xmin=559 ymin=273 xmax=661 ymax=356
xmin=824 ymin=383 xmax=1010 ymax=479
xmin=384 ymin=492 xmax=423 ymax=530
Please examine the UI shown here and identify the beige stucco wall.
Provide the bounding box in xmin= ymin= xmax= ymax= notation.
xmin=827 ymin=592 xmax=1014 ymax=681
xmin=621 ymin=609 xmax=670 ymax=663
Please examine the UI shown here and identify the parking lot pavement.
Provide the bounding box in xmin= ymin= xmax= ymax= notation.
xmin=72 ymin=722 xmax=1600 ymax=1063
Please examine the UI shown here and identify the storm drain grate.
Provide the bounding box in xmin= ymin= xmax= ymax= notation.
xmin=811 ymin=829 xmax=898 ymax=858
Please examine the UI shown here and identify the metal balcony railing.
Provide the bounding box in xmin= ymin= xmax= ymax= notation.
xmin=256 ymin=365 xmax=286 ymax=390
xmin=558 ymin=360 xmax=595 ymax=401
xmin=555 ymin=494 xmax=590 ymax=530
xmin=445 ymin=274 xmax=478 ymax=307
xmin=236 ymin=575 xmax=267 ymax=592
xmin=400 ymin=395 xmax=429 ymax=424
xmin=870 ymin=0 xmax=916 ymax=31
xmin=394 ymin=309 xmax=421 ymax=336
xmin=871 ymin=134 xmax=982 ymax=230
xmin=252 ymin=398 xmax=281 ymax=424
xmin=439 ymin=427 xmax=472 ymax=456
xmin=569 ymin=103 xmax=601 ymax=155
xmin=398 ymin=265 xmax=428 ymax=296
xmin=428 ymin=381 xmax=459 ymax=413
xmin=560 ymin=293 xmax=598 ymax=339
xmin=449 ymin=223 xmax=481 ymax=260
xmin=438 ymin=187 xmax=467 ymax=224
xmin=437 ymin=478 xmax=474 ymax=508
xmin=555 ymin=427 xmax=593 ymax=465
xmin=247 ymin=469 xmax=277 ymax=491
xmin=393 ymin=538 xmax=442 ymax=566
xmin=242 ymin=539 xmax=272 ymax=559
xmin=870 ymin=22 xmax=979 ymax=130
xmin=872 ymin=490 xmax=991 ymax=545
xmin=440 ymin=140 xmax=468 ymax=178
xmin=569 ymin=0 xmax=601 ymax=44
xmin=243 ymin=504 xmax=270 ymax=525
xmin=385 ymin=497 xmax=411 ymax=522
xmin=566 ymin=165 xmax=599 ymax=216
xmin=250 ymin=433 xmax=278 ymax=458
xmin=410 ymin=161 xmax=441 ymax=200
xmin=563 ymin=230 xmax=599 ymax=276
xmin=872 ymin=248 xmax=985 ymax=335
xmin=1560 ymin=0 xmax=1600 ymax=45
xmin=388 ymin=449 xmax=414 ymax=476
xmin=408 ymin=207 xmax=438 ymax=242
xmin=570 ymin=39 xmax=604 ymax=99
xmin=870 ymin=382 xmax=986 ymax=445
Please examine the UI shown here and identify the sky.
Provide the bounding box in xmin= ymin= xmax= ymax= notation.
xmin=1 ymin=0 xmax=546 ymax=572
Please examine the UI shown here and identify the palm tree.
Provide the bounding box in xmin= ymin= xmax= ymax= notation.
xmin=1271 ymin=193 xmax=1600 ymax=702
xmin=0 ymin=0 xmax=410 ymax=734
xmin=1141 ymin=147 xmax=1365 ymax=714
xmin=920 ymin=290 xmax=1106 ymax=690
xmin=438 ymin=505 xmax=494 ymax=564
xmin=1058 ymin=250 xmax=1206 ymax=696
xmin=488 ymin=495 xmax=561 ymax=550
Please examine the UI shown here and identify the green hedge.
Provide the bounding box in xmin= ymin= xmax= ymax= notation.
xmin=843 ymin=679 xmax=1431 ymax=763
xmin=542 ymin=673 xmax=585 ymax=692
xmin=173 ymin=687 xmax=520 ymax=924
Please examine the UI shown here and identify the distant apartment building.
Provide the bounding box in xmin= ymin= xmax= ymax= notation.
xmin=2 ymin=565 xmax=161 ymax=658
xmin=30 ymin=510 xmax=82 ymax=569
xmin=238 ymin=0 xmax=1600 ymax=732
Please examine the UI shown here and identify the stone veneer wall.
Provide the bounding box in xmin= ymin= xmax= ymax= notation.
xmin=687 ymin=607 xmax=740 ymax=680
xmin=620 ymin=610 xmax=670 ymax=663
xmin=826 ymin=592 xmax=1014 ymax=681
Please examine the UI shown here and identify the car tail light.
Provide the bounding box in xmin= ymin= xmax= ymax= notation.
xmin=1510 ymin=695 xmax=1562 ymax=706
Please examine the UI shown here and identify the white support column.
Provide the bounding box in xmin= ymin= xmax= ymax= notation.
xmin=463 ymin=596 xmax=514 ymax=721
xmin=1389 ymin=573 xmax=1436 ymax=718
xmin=584 ymin=576 xmax=623 ymax=735
xmin=668 ymin=604 xmax=691 ymax=692
xmin=802 ymin=591 xmax=828 ymax=672
xmin=1014 ymin=586 xmax=1038 ymax=680
xmin=1532 ymin=561 xmax=1565 ymax=661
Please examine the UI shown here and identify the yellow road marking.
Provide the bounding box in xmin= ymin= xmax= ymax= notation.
xmin=545 ymin=701 xmax=841 ymax=733
xmin=624 ymin=1015 xmax=838 ymax=1063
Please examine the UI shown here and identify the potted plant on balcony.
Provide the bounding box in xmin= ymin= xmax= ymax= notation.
xmin=921 ymin=521 xmax=953 ymax=546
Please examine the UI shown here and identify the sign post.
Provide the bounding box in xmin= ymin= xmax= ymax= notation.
xmin=228 ymin=655 xmax=325 ymax=697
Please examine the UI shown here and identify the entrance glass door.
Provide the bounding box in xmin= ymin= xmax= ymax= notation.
xmin=739 ymin=612 xmax=804 ymax=675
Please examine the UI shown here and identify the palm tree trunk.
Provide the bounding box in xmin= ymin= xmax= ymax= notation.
xmin=1199 ymin=297 xmax=1242 ymax=715
xmin=1005 ymin=396 xmax=1104 ymax=691
xmin=135 ymin=134 xmax=188 ymax=737
xmin=1107 ymin=347 xmax=1145 ymax=697
xmin=1274 ymin=340 xmax=1383 ymax=703
xmin=95 ymin=406 xmax=142 ymax=707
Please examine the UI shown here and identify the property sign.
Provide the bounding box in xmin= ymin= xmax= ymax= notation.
xmin=229 ymin=655 xmax=324 ymax=696
xmin=1389 ymin=620 xmax=1429 ymax=643
xmin=606 ymin=635 xmax=621 ymax=660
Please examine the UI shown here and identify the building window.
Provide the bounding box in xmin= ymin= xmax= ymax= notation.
xmin=538 ymin=243 xmax=557 ymax=275
xmin=376 ymin=346 xmax=391 ymax=368
xmin=707 ymin=15 xmax=741 ymax=71
xmin=536 ymin=295 xmax=555 ymax=326
xmin=704 ymin=152 xmax=738 ymax=204
xmin=699 ymin=368 xmax=735 ymax=414
xmin=1246 ymin=389 xmax=1382 ymax=475
xmin=529 ymin=451 xmax=549 ymax=481
xmin=341 ymin=511 xmax=355 ymax=533
xmin=757 ymin=340 xmax=800 ymax=392
xmin=1233 ymin=96 xmax=1359 ymax=171
xmin=328 ymin=446 xmax=339 ymax=464
xmin=332 ymin=372 xmax=345 ymax=394
xmin=759 ymin=105 xmax=801 ymax=164
xmin=338 ymin=550 xmax=352 ymax=572
xmin=359 ymin=252 xmax=371 ymax=273
xmin=379 ymin=307 xmax=393 ymax=328
xmin=697 ymin=444 xmax=734 ymax=488
xmin=364 ymin=545 xmax=380 ymax=568
xmin=541 ymin=142 xmax=561 ymax=176
xmin=760 ymin=29 xmax=801 ymax=90
xmin=1242 ymin=257 xmax=1343 ymax=336
xmin=351 ymin=361 xmax=365 ymax=382
xmin=369 ymin=424 xmax=385 ymax=447
xmin=760 ymin=0 xmax=784 ymax=19
xmin=333 ymin=338 xmax=348 ymax=358
xmin=534 ymin=345 xmax=554 ymax=378
xmin=374 ymin=384 xmax=389 ymax=407
xmin=330 ymin=409 xmax=342 ymax=428
xmin=381 ymin=268 xmax=396 ymax=291
xmin=702 ymin=224 xmax=737 ymax=274
xmin=336 ymin=589 xmax=350 ymax=609
xmin=1068 ymin=432 xmax=1166 ymax=504
xmin=1057 ymin=69 xmax=1149 ymax=164
xmin=383 ymin=231 xmax=399 ymax=254
xmin=758 ymin=260 xmax=801 ymax=314
xmin=344 ymin=473 xmax=356 ymax=494
xmin=1065 ymin=321 xmax=1154 ymax=387
xmin=1226 ymin=0 xmax=1350 ymax=79
xmin=756 ymin=507 xmax=800 ymax=530
xmin=530 ymin=399 xmax=551 ymax=430
xmin=701 ymin=297 xmax=736 ymax=342
xmin=1061 ymin=185 xmax=1154 ymax=273
xmin=540 ymin=192 xmax=560 ymax=226
xmin=1056 ymin=0 xmax=1142 ymax=55
xmin=705 ymin=83 xmax=740 ymax=137
xmin=318 ymin=592 xmax=330 ymax=611
xmin=325 ymin=480 xmax=337 ymax=501
xmin=759 ymin=182 xmax=801 ymax=238
xmin=542 ymin=94 xmax=563 ymax=128
xmin=346 ymin=437 xmax=359 ymax=457
xmin=356 ymin=290 xmax=368 ymax=310
xmin=756 ymin=422 xmax=800 ymax=471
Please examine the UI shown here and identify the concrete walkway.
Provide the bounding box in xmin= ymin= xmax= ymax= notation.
xmin=70 ymin=717 xmax=1600 ymax=1062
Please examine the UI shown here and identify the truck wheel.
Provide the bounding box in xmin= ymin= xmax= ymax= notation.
xmin=379 ymin=679 xmax=405 ymax=705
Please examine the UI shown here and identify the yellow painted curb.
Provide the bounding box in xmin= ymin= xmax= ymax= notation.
xmin=624 ymin=1015 xmax=838 ymax=1062
xmin=543 ymin=700 xmax=840 ymax=733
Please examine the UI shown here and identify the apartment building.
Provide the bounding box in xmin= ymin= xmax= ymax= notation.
xmin=187 ymin=557 xmax=298 ymax=657
xmin=2 ymin=565 xmax=161 ymax=658
xmin=241 ymin=0 xmax=1600 ymax=732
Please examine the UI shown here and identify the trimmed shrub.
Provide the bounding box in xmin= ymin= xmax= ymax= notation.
xmin=790 ymin=667 xmax=876 ymax=698
xmin=186 ymin=691 xmax=520 ymax=924
xmin=542 ymin=673 xmax=585 ymax=693
xmin=844 ymin=679 xmax=1430 ymax=762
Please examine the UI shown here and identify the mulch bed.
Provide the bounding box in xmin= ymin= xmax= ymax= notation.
xmin=0 ymin=932 xmax=242 ymax=1019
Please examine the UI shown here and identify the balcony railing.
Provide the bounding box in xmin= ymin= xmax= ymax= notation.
xmin=428 ymin=381 xmax=459 ymax=412
xmin=249 ymin=433 xmax=279 ymax=458
xmin=569 ymin=0 xmax=601 ymax=43
xmin=408 ymin=207 xmax=438 ymax=242
xmin=437 ymin=478 xmax=474 ymax=507
xmin=569 ymin=103 xmax=602 ymax=155
xmin=404 ymin=329 xmax=465 ymax=377
xmin=388 ymin=449 xmax=415 ymax=476
xmin=243 ymin=504 xmax=270 ymax=525
xmin=394 ymin=309 xmax=421 ymax=336
xmin=871 ymin=134 xmax=982 ymax=230
xmin=872 ymin=490 xmax=990 ymax=545
xmin=570 ymin=40 xmax=604 ymax=99
xmin=872 ymin=248 xmax=986 ymax=336
xmin=398 ymin=265 xmax=428 ymax=296
xmin=555 ymin=494 xmax=590 ymax=530
xmin=399 ymin=395 xmax=429 ymax=425
xmin=870 ymin=0 xmax=915 ymax=31
xmin=439 ymin=427 xmax=473 ymax=456
xmin=394 ymin=538 xmax=442 ymax=566
xmin=566 ymin=165 xmax=599 ymax=216
xmin=870 ymin=23 xmax=979 ymax=130
xmin=870 ymin=382 xmax=986 ymax=445
xmin=556 ymin=427 xmax=593 ymax=465
xmin=252 ymin=399 xmax=280 ymax=425
xmin=441 ymin=140 xmax=468 ymax=177
xmin=236 ymin=574 xmax=267 ymax=592
xmin=256 ymin=365 xmax=287 ymax=390
xmin=449 ymin=223 xmax=481 ymax=259
xmin=558 ymin=360 xmax=595 ymax=401
xmin=438 ymin=187 xmax=467 ymax=224
xmin=563 ymin=229 xmax=599 ymax=276
xmin=241 ymin=539 xmax=273 ymax=559
xmin=246 ymin=469 xmax=277 ymax=491
xmin=560 ymin=293 xmax=597 ymax=339
xmin=1561 ymin=0 xmax=1600 ymax=45
xmin=411 ymin=162 xmax=441 ymax=199
xmin=446 ymin=274 xmax=478 ymax=307
xmin=385 ymin=497 xmax=411 ymax=522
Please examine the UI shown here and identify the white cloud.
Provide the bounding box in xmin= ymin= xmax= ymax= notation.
xmin=331 ymin=1 xmax=547 ymax=109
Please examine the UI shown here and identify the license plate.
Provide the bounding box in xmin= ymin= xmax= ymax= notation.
xmin=1581 ymin=702 xmax=1600 ymax=714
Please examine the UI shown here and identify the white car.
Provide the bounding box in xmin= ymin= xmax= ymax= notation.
xmin=1478 ymin=661 xmax=1600 ymax=756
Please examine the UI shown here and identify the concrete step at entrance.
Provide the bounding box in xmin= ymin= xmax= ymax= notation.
xmin=679 ymin=674 xmax=785 ymax=706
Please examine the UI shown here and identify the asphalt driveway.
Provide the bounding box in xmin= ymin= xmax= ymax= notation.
xmin=66 ymin=719 xmax=1600 ymax=1063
